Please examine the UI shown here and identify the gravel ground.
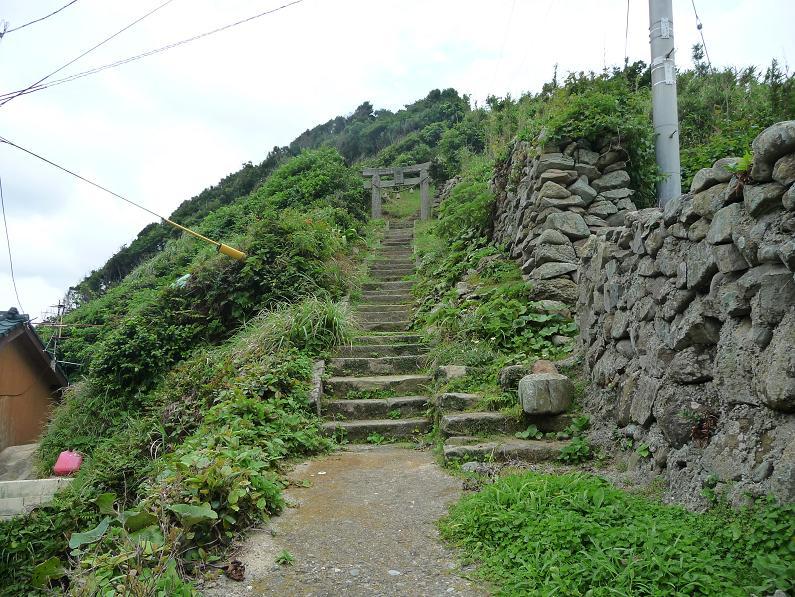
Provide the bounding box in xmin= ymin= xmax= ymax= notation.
xmin=202 ymin=445 xmax=488 ymax=597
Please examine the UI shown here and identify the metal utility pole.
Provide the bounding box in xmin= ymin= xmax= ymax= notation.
xmin=648 ymin=0 xmax=682 ymax=206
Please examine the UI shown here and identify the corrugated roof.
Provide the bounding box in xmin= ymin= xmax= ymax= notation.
xmin=0 ymin=307 xmax=28 ymax=338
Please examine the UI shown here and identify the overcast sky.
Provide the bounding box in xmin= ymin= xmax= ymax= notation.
xmin=1 ymin=0 xmax=793 ymax=319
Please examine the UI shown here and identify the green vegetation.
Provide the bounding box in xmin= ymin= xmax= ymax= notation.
xmin=1 ymin=147 xmax=366 ymax=594
xmin=440 ymin=472 xmax=795 ymax=596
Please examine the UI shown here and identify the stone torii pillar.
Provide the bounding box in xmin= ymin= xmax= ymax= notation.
xmin=371 ymin=173 xmax=382 ymax=219
xmin=419 ymin=168 xmax=431 ymax=221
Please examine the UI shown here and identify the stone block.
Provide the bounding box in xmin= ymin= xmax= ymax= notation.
xmin=530 ymin=262 xmax=578 ymax=279
xmin=535 ymin=243 xmax=577 ymax=266
xmin=744 ymin=182 xmax=786 ymax=216
xmin=592 ymin=170 xmax=631 ymax=192
xmin=544 ymin=211 xmax=590 ymax=240
xmin=518 ymin=373 xmax=574 ymax=415
xmin=706 ymin=203 xmax=743 ymax=245
xmin=772 ymin=153 xmax=795 ymax=186
xmin=498 ymin=365 xmax=532 ymax=391
xmin=752 ymin=120 xmax=795 ymax=166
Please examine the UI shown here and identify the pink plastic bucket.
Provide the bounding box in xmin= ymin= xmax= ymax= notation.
xmin=53 ymin=451 xmax=82 ymax=476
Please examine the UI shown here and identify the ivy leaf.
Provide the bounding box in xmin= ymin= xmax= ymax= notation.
xmin=68 ymin=517 xmax=112 ymax=549
xmin=167 ymin=503 xmax=218 ymax=529
xmin=31 ymin=556 xmax=66 ymax=588
xmin=121 ymin=509 xmax=159 ymax=532
xmin=94 ymin=492 xmax=116 ymax=515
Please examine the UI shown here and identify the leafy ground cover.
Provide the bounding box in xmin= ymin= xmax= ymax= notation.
xmin=440 ymin=472 xmax=795 ymax=596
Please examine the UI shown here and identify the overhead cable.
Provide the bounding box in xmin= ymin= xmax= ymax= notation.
xmin=0 ymin=134 xmax=246 ymax=260
xmin=0 ymin=0 xmax=178 ymax=108
xmin=0 ymin=174 xmax=25 ymax=313
xmin=690 ymin=0 xmax=711 ymax=68
xmin=0 ymin=0 xmax=305 ymax=103
xmin=4 ymin=0 xmax=79 ymax=35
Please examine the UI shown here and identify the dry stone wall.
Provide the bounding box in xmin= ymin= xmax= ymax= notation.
xmin=488 ymin=122 xmax=795 ymax=506
xmin=491 ymin=137 xmax=638 ymax=305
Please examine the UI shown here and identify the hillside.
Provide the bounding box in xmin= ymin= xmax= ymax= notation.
xmin=2 ymin=56 xmax=794 ymax=594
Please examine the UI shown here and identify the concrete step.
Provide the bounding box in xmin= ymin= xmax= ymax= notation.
xmin=442 ymin=437 xmax=567 ymax=463
xmin=369 ymin=260 xmax=414 ymax=268
xmin=356 ymin=303 xmax=413 ymax=314
xmin=361 ymin=292 xmax=413 ymax=304
xmin=0 ymin=478 xmax=72 ymax=519
xmin=376 ymin=249 xmax=413 ymax=257
xmin=324 ymin=396 xmax=429 ymax=420
xmin=370 ymin=272 xmax=412 ymax=282
xmin=335 ymin=343 xmax=428 ymax=358
xmin=0 ymin=443 xmax=38 ymax=481
xmin=329 ymin=354 xmax=427 ymax=376
xmin=356 ymin=310 xmax=412 ymax=324
xmin=362 ymin=281 xmax=413 ymax=291
xmin=352 ymin=334 xmax=423 ymax=345
xmin=370 ymin=266 xmax=415 ymax=275
xmin=439 ymin=412 xmax=525 ymax=437
xmin=361 ymin=320 xmax=411 ymax=332
xmin=325 ymin=374 xmax=431 ymax=397
xmin=321 ymin=418 xmax=431 ymax=441
xmin=434 ymin=393 xmax=482 ymax=412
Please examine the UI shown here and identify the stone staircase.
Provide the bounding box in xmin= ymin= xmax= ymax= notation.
xmin=321 ymin=220 xmax=433 ymax=441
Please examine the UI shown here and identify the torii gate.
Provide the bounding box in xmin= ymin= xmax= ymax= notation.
xmin=362 ymin=162 xmax=431 ymax=221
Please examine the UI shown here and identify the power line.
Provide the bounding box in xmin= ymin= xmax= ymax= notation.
xmin=0 ymin=0 xmax=178 ymax=108
xmin=691 ymin=0 xmax=711 ymax=68
xmin=623 ymin=0 xmax=630 ymax=67
xmin=0 ymin=134 xmax=246 ymax=260
xmin=0 ymin=0 xmax=305 ymax=103
xmin=4 ymin=0 xmax=79 ymax=35
xmin=0 ymin=174 xmax=25 ymax=313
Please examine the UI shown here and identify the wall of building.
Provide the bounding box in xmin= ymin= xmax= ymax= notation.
xmin=0 ymin=336 xmax=57 ymax=452
xmin=488 ymin=121 xmax=795 ymax=506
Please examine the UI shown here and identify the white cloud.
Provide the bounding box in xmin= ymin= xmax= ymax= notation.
xmin=0 ymin=0 xmax=792 ymax=318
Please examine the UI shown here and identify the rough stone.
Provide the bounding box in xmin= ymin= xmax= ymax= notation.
xmin=596 ymin=149 xmax=628 ymax=169
xmin=530 ymin=262 xmax=578 ymax=279
xmin=538 ymin=169 xmax=578 ymax=187
xmin=536 ymin=228 xmax=571 ymax=245
xmin=667 ymin=347 xmax=714 ymax=384
xmin=568 ymin=177 xmax=597 ymax=204
xmin=589 ymin=200 xmax=619 ymax=219
xmin=536 ymin=153 xmax=575 ymax=175
xmin=744 ymin=182 xmax=786 ymax=216
xmin=706 ymin=203 xmax=743 ymax=244
xmin=544 ymin=211 xmax=590 ymax=240
xmin=751 ymin=120 xmax=795 ymax=166
xmin=538 ymin=181 xmax=571 ymax=199
xmin=692 ymin=183 xmax=729 ymax=218
xmin=772 ymin=153 xmax=795 ymax=186
xmin=685 ymin=242 xmax=718 ymax=290
xmin=575 ymin=148 xmax=599 ymax=165
xmin=758 ymin=311 xmax=795 ymax=412
xmin=712 ymin=243 xmax=750 ymax=273
xmin=629 ymin=375 xmax=660 ymax=427
xmin=535 ymin=243 xmax=577 ymax=266
xmin=518 ymin=373 xmax=574 ymax=415
xmin=575 ymin=163 xmax=601 ymax=180
xmin=528 ymin=278 xmax=579 ymax=304
xmin=687 ymin=218 xmax=710 ymax=242
xmin=690 ymin=167 xmax=721 ymax=194
xmin=712 ymin=157 xmax=740 ymax=181
xmin=539 ymin=195 xmax=587 ymax=209
xmin=592 ymin=170 xmax=631 ymax=193
xmin=498 ymin=365 xmax=532 ymax=391
xmin=784 ymin=184 xmax=795 ymax=211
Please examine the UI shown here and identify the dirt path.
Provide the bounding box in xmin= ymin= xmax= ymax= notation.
xmin=204 ymin=445 xmax=487 ymax=596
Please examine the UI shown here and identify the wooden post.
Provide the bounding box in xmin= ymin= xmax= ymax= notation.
xmin=371 ymin=173 xmax=382 ymax=218
xmin=420 ymin=169 xmax=431 ymax=220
